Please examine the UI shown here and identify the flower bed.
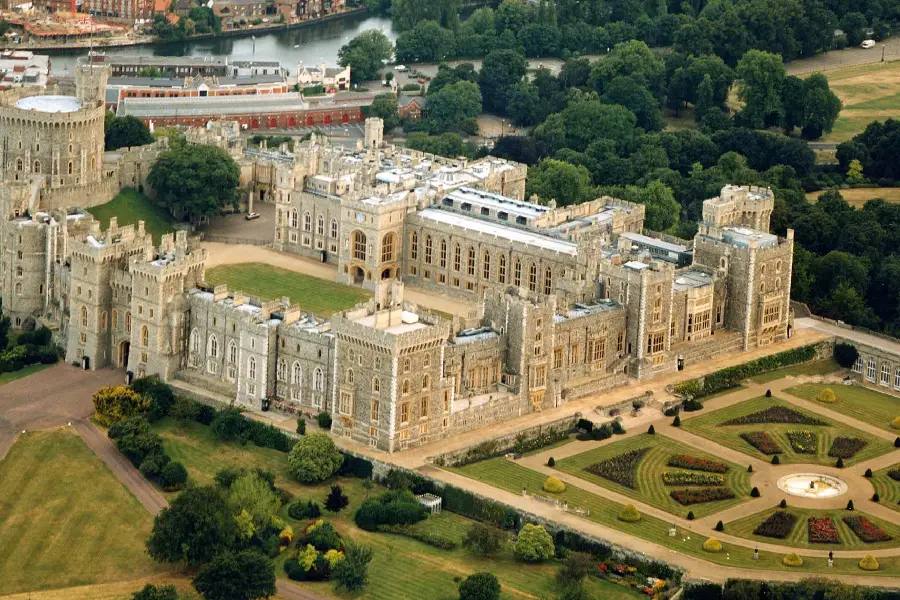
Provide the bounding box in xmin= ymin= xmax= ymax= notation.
xmin=786 ymin=430 xmax=817 ymax=454
xmin=753 ymin=511 xmax=798 ymax=539
xmin=740 ymin=431 xmax=782 ymax=455
xmin=585 ymin=447 xmax=650 ymax=490
xmin=661 ymin=471 xmax=725 ymax=486
xmin=722 ymin=406 xmax=827 ymax=427
xmin=888 ymin=469 xmax=900 ymax=481
xmin=667 ymin=455 xmax=728 ymax=473
xmin=843 ymin=516 xmax=893 ymax=543
xmin=670 ymin=487 xmax=735 ymax=505
xmin=807 ymin=516 xmax=840 ymax=544
xmin=828 ymin=437 xmax=868 ymax=459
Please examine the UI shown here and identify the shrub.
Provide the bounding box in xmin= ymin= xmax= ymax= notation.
xmin=288 ymin=500 xmax=322 ymax=520
xmin=671 ymin=488 xmax=736 ymax=505
xmin=864 ymin=468 xmax=873 ymax=478
xmin=288 ymin=433 xmax=343 ymax=483
xmin=353 ymin=490 xmax=428 ymax=531
xmin=297 ymin=418 xmax=306 ymax=435
xmin=459 ymin=572 xmax=501 ymax=600
xmin=836 ymin=457 xmax=845 ymax=468
xmin=325 ymin=485 xmax=349 ymax=513
xmin=109 ymin=417 xmax=164 ymax=467
xmin=547 ymin=456 xmax=556 ymax=467
xmin=673 ymin=415 xmax=681 ymax=427
xmin=618 ymin=504 xmax=641 ymax=522
xmin=754 ymin=511 xmax=797 ymax=539
xmin=514 ymin=524 xmax=554 ymax=562
xmin=463 ymin=523 xmax=506 ymax=556
xmin=896 ymin=437 xmax=900 ymax=448
xmin=682 ymin=399 xmax=704 ymax=412
xmin=93 ymin=385 xmax=150 ymax=426
xmin=576 ymin=418 xmax=593 ymax=432
xmin=817 ymin=388 xmax=836 ymax=403
xmin=380 ymin=524 xmax=457 ymax=549
xmin=847 ymin=499 xmax=854 ymax=510
xmin=611 ymin=420 xmax=625 ymax=434
xmin=647 ymin=425 xmax=656 ymax=434
xmin=765 ymin=389 xmax=772 ymax=398
xmin=833 ymin=342 xmax=859 ymax=368
xmin=780 ymin=499 xmax=787 ymax=509
xmin=702 ymin=537 xmax=722 ymax=553
xmin=873 ymin=493 xmax=880 ymax=502
xmin=301 ymin=519 xmax=343 ymax=552
xmin=584 ymin=447 xmax=649 ymax=489
xmin=542 ymin=476 xmax=566 ymax=493
xmin=747 ymin=465 xmax=753 ymax=473
xmin=161 ymin=461 xmax=188 ymax=491
xmin=139 ymin=453 xmax=169 ymax=481
xmin=891 ymin=417 xmax=900 ymax=430
xmin=317 ymin=411 xmax=332 ymax=430
xmin=715 ymin=521 xmax=724 ymax=532
xmin=782 ymin=553 xmax=803 ymax=567
xmin=687 ymin=511 xmax=695 ymax=520
xmin=771 ymin=455 xmax=780 ymax=465
xmin=859 ymin=555 xmax=880 ymax=571
xmin=750 ymin=487 xmax=760 ymax=498
xmin=131 ymin=378 xmax=175 ymax=421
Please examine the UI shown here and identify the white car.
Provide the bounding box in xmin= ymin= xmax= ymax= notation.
xmin=861 ymin=39 xmax=876 ymax=49
xmin=394 ymin=65 xmax=408 ymax=72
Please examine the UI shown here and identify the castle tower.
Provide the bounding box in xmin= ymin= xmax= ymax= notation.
xmin=75 ymin=62 xmax=110 ymax=107
xmin=364 ymin=118 xmax=383 ymax=151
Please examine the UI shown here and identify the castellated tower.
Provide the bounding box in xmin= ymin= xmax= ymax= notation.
xmin=364 ymin=117 xmax=383 ymax=151
xmin=75 ymin=61 xmax=110 ymax=107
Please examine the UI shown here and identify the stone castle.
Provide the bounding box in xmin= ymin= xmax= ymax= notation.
xmin=0 ymin=105 xmax=795 ymax=452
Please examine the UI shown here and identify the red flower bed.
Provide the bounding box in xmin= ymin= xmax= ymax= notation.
xmin=753 ymin=511 xmax=797 ymax=539
xmin=722 ymin=406 xmax=827 ymax=426
xmin=585 ymin=447 xmax=650 ymax=490
xmin=740 ymin=431 xmax=782 ymax=455
xmin=844 ymin=516 xmax=893 ymax=543
xmin=828 ymin=437 xmax=868 ymax=459
xmin=667 ymin=455 xmax=728 ymax=473
xmin=807 ymin=517 xmax=840 ymax=544
xmin=669 ymin=487 xmax=735 ymax=505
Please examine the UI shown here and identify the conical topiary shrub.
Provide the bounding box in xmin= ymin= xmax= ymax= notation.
xmin=750 ymin=487 xmax=760 ymax=498
xmin=772 ymin=455 xmax=780 ymax=465
xmin=779 ymin=499 xmax=787 ymax=509
xmin=847 ymin=499 xmax=855 ymax=511
xmin=673 ymin=415 xmax=681 ymax=427
xmin=836 ymin=457 xmax=845 ymax=468
xmin=702 ymin=537 xmax=723 ymax=553
xmin=765 ymin=389 xmax=772 ymax=398
xmin=715 ymin=520 xmax=724 ymax=532
xmin=873 ymin=493 xmax=880 ymax=502
xmin=542 ymin=476 xmax=566 ymax=494
xmin=817 ymin=388 xmax=836 ymax=403
xmin=687 ymin=511 xmax=695 ymax=520
xmin=547 ymin=457 xmax=555 ymax=467
xmin=747 ymin=464 xmax=753 ymax=473
xmin=896 ymin=437 xmax=900 ymax=448
xmin=782 ymin=553 xmax=804 ymax=567
xmin=648 ymin=424 xmax=656 ymax=435
xmin=859 ymin=555 xmax=880 ymax=571
xmin=618 ymin=504 xmax=641 ymax=523
xmin=865 ymin=468 xmax=873 ymax=478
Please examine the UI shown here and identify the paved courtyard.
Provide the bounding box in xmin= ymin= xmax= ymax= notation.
xmin=203 ymin=201 xmax=275 ymax=244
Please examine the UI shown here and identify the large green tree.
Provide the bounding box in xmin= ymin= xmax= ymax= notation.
xmin=525 ymin=159 xmax=593 ymax=206
xmin=602 ymin=180 xmax=680 ymax=231
xmin=105 ymin=115 xmax=153 ymax=151
xmin=459 ymin=572 xmax=501 ymax=600
xmin=362 ymin=93 xmax=400 ymax=131
xmin=287 ymin=432 xmax=343 ymax=483
xmin=227 ymin=473 xmax=281 ymax=540
xmin=478 ymin=49 xmax=527 ymax=114
xmin=735 ymin=50 xmax=786 ymax=129
xmin=337 ymin=30 xmax=393 ymax=82
xmin=395 ymin=20 xmax=456 ymax=63
xmin=800 ymin=73 xmax=842 ymax=140
xmin=589 ymin=40 xmax=665 ymax=98
xmin=146 ymin=486 xmax=237 ymax=566
xmin=332 ymin=542 xmax=374 ymax=592
xmin=192 ymin=550 xmax=276 ymax=600
xmin=132 ymin=585 xmax=179 ymax=600
xmin=148 ymin=145 xmax=239 ymax=223
xmin=426 ymin=80 xmax=482 ymax=133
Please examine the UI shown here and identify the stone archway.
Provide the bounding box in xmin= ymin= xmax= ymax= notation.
xmin=352 ymin=266 xmax=366 ymax=285
xmin=119 ymin=340 xmax=130 ymax=368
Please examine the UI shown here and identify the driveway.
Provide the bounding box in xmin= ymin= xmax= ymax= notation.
xmin=204 ymin=201 xmax=275 ymax=245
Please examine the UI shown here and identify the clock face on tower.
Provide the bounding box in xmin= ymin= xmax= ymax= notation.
xmin=356 ymin=213 xmax=364 ymax=223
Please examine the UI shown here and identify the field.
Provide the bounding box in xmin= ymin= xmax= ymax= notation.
xmin=450 ymin=457 xmax=900 ymax=575
xmin=555 ymin=433 xmax=752 ymax=518
xmin=203 ymin=263 xmax=370 ymax=316
xmin=154 ymin=419 xmax=641 ymax=600
xmin=785 ymin=383 xmax=900 ymax=434
xmin=750 ymin=359 xmax=840 ymax=384
xmin=681 ymin=395 xmax=893 ymax=466
xmin=87 ymin=188 xmax=175 ymax=244
xmin=0 ymin=429 xmax=161 ymax=596
xmin=806 ymin=187 xmax=900 ymax=208
xmin=726 ymin=506 xmax=900 ymax=550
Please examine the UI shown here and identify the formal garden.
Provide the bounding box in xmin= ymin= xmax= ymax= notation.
xmin=786 ymin=382 xmax=900 ymax=434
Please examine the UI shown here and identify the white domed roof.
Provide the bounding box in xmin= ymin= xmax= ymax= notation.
xmin=15 ymin=95 xmax=82 ymax=113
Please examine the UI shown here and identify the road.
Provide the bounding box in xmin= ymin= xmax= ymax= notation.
xmin=795 ymin=317 xmax=900 ymax=356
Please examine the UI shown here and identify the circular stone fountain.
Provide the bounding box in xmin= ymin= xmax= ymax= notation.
xmin=776 ymin=473 xmax=848 ymax=498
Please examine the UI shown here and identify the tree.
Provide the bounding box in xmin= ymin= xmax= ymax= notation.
xmin=332 ymin=542 xmax=374 ymax=592
xmin=148 ymin=145 xmax=239 ymax=223
xmin=161 ymin=461 xmax=188 ymax=491
xmin=405 ymin=132 xmax=473 ymax=158
xmin=847 ymin=159 xmax=864 ymax=182
xmin=287 ymin=432 xmax=343 ymax=483
xmin=841 ymin=12 xmax=868 ymax=47
xmin=131 ymin=378 xmax=175 ymax=422
xmin=93 ymin=385 xmax=150 ymax=426
xmin=106 ymin=116 xmax=153 ymax=151
xmin=478 ymin=49 xmax=528 ymax=114
xmin=601 ymin=181 xmax=680 ymax=231
xmin=513 ymin=523 xmax=554 ymax=562
xmin=363 ymin=94 xmax=400 ymax=131
xmin=132 ymin=584 xmax=179 ymax=600
xmin=506 ymin=82 xmax=543 ymax=126
xmin=601 ymin=75 xmax=663 ymax=131
xmin=228 ymin=472 xmax=281 ymax=538
xmin=337 ymin=30 xmax=393 ymax=82
xmin=735 ymin=50 xmax=786 ymax=129
xmin=325 ymin=484 xmax=350 ymax=512
xmin=525 ymin=159 xmax=593 ymax=206
xmin=192 ymin=550 xmax=276 ymax=600
xmin=463 ymin=523 xmax=506 ymax=556
xmin=459 ymin=572 xmax=501 ymax=600
xmin=426 ymin=80 xmax=482 ymax=133
xmin=589 ymin=40 xmax=665 ymax=98
xmin=395 ymin=20 xmax=456 ymax=63
xmin=801 ymin=73 xmax=842 ymax=140
xmin=146 ymin=486 xmax=237 ymax=566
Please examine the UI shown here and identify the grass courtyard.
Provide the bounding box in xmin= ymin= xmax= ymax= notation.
xmin=813 ymin=60 xmax=900 ymax=142
xmin=871 ymin=462 xmax=900 ymax=514
xmin=555 ymin=433 xmax=752 ymax=519
xmin=0 ymin=429 xmax=161 ymax=596
xmin=87 ymin=188 xmax=175 ymax=244
xmin=750 ymin=359 xmax=840 ymax=384
xmin=203 ymin=263 xmax=370 ymax=316
xmin=786 ymin=382 xmax=900 ymax=434
xmin=681 ymin=395 xmax=894 ymax=466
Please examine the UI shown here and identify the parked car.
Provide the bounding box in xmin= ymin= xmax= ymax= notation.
xmin=861 ymin=39 xmax=876 ymax=48
xmin=395 ymin=64 xmax=408 ymax=72
xmin=245 ymin=212 xmax=260 ymax=220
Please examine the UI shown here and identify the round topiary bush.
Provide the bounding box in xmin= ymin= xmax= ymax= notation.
xmin=542 ymin=476 xmax=566 ymax=494
xmin=672 ymin=415 xmax=681 ymax=427
xmin=772 ymin=455 xmax=780 ymax=465
xmin=702 ymin=537 xmax=722 ymax=553
xmin=765 ymin=389 xmax=772 ymax=398
xmin=892 ymin=416 xmax=900 ymax=430
xmin=896 ymin=437 xmax=900 ymax=448
xmin=687 ymin=511 xmax=695 ymax=520
xmin=782 ymin=553 xmax=803 ymax=567
xmin=618 ymin=504 xmax=641 ymax=523
xmin=779 ymin=499 xmax=787 ymax=509
xmin=750 ymin=487 xmax=760 ymax=498
xmin=865 ymin=468 xmax=873 ymax=478
xmin=817 ymin=388 xmax=836 ymax=403
xmin=547 ymin=457 xmax=555 ymax=467
xmin=859 ymin=555 xmax=880 ymax=571
xmin=715 ymin=520 xmax=724 ymax=532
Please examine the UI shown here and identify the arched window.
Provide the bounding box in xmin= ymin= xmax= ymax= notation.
xmin=303 ymin=211 xmax=312 ymax=232
xmin=403 ymin=357 xmax=411 ymax=373
xmin=208 ymin=335 xmax=219 ymax=358
xmin=381 ymin=232 xmax=395 ymax=262
xmin=345 ymin=368 xmax=354 ymax=384
xmin=141 ymin=325 xmax=149 ymax=347
xmin=277 ymin=358 xmax=287 ymax=381
xmin=352 ymin=231 xmax=367 ymax=260
xmin=422 ymin=374 xmax=430 ymax=390
xmin=316 ymin=215 xmax=324 ymax=235
xmin=372 ymin=377 xmax=380 ymax=392
xmin=410 ymin=231 xmax=418 ymax=260
xmin=228 ymin=340 xmax=237 ymax=363
xmin=190 ymin=329 xmax=200 ymax=353
xmin=528 ymin=263 xmax=538 ymax=291
xmin=80 ymin=306 xmax=88 ymax=328
xmin=761 ymin=264 xmax=767 ymax=276
xmin=776 ymin=260 xmax=782 ymax=273
xmin=33 ymin=160 xmax=40 ymax=173
xmin=67 ymin=161 xmax=73 ymax=175
xmin=90 ymin=156 xmax=95 ymax=169
xmin=100 ymin=311 xmax=107 ymax=331
xmin=467 ymin=246 xmax=475 ymax=276
xmin=483 ymin=250 xmax=491 ymax=279
xmin=248 ymin=357 xmax=257 ymax=379
xmin=499 ymin=254 xmax=507 ymax=283
xmin=290 ymin=209 xmax=298 ymax=228
xmin=125 ymin=312 xmax=131 ymax=332
xmin=402 ymin=379 xmax=411 ymax=395
xmin=425 ymin=235 xmax=433 ymax=264
xmin=330 ymin=219 xmax=338 ymax=239
xmin=759 ymin=282 xmax=766 ymax=294
xmin=544 ymin=267 xmax=553 ymax=295
xmin=15 ymin=158 xmax=22 ymax=171
xmin=453 ymin=244 xmax=461 ymax=271
xmin=775 ymin=277 xmax=781 ymax=289
xmin=291 ymin=362 xmax=302 ymax=385
xmin=112 ymin=309 xmax=118 ymax=330
xmin=439 ymin=239 xmax=447 ymax=267
xmin=314 ymin=367 xmax=324 ymax=391
xmin=513 ymin=259 xmax=522 ymax=287
xmin=14 ymin=283 xmax=21 ymax=295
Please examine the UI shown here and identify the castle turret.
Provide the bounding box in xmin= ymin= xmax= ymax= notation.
xmin=75 ymin=62 xmax=110 ymax=107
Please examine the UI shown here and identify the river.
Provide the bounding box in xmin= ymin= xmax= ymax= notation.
xmin=46 ymin=12 xmax=396 ymax=76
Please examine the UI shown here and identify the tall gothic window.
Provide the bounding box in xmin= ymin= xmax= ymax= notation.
xmin=352 ymin=231 xmax=367 ymax=260
xmin=381 ymin=233 xmax=395 ymax=262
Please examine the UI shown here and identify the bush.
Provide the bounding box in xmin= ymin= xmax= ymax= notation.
xmin=771 ymin=455 xmax=781 ymax=465
xmin=109 ymin=417 xmax=164 ymax=467
xmin=297 ymin=418 xmax=306 ymax=435
xmin=459 ymin=572 xmax=501 ymax=600
xmin=702 ymin=537 xmax=722 ymax=553
xmin=209 ymin=407 xmax=292 ymax=451
xmin=859 ymin=554 xmax=879 ymax=571
xmin=576 ymin=418 xmax=593 ymax=432
xmin=714 ymin=520 xmax=724 ymax=532
xmin=463 ymin=523 xmax=506 ymax=556
xmin=817 ymin=388 xmax=836 ymax=403
xmin=161 ymin=461 xmax=188 ymax=491
xmin=317 ymin=411 xmax=332 ymax=430
xmin=865 ymin=468 xmax=873 ymax=478
xmin=647 ymin=425 xmax=656 ymax=434
xmin=891 ymin=416 xmax=900 ymax=430
xmin=139 ymin=453 xmax=170 ymax=481
xmin=687 ymin=511 xmax=695 ymax=520
xmin=782 ymin=552 xmax=803 ymax=567
xmin=836 ymin=457 xmax=845 ymax=468
xmin=618 ymin=504 xmax=641 ymax=522
xmin=896 ymin=437 xmax=900 ymax=448
xmin=834 ymin=342 xmax=859 ymax=368
xmin=93 ymin=385 xmax=150 ymax=426
xmin=673 ymin=415 xmax=681 ymax=427
xmin=780 ymin=499 xmax=787 ymax=509
xmin=547 ymin=457 xmax=555 ymax=467
xmin=301 ymin=519 xmax=343 ymax=552
xmin=747 ymin=465 xmax=753 ymax=473
xmin=325 ymin=485 xmax=349 ymax=513
xmin=611 ymin=420 xmax=625 ymax=435
xmin=682 ymin=398 xmax=704 ymax=412
xmin=765 ymin=389 xmax=772 ymax=398
xmin=288 ymin=433 xmax=343 ymax=483
xmin=379 ymin=524 xmax=458 ymax=549
xmin=289 ymin=500 xmax=322 ymax=520
xmin=131 ymin=378 xmax=175 ymax=421
xmin=847 ymin=499 xmax=854 ymax=510
xmin=513 ymin=524 xmax=554 ymax=562
xmin=750 ymin=487 xmax=760 ymax=498
xmin=873 ymin=493 xmax=880 ymax=502
xmin=354 ymin=490 xmax=428 ymax=531
xmin=542 ymin=477 xmax=565 ymax=493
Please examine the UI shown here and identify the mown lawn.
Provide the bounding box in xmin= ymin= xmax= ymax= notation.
xmin=0 ymin=362 xmax=52 ymax=386
xmin=450 ymin=457 xmax=900 ymax=575
xmin=154 ymin=419 xmax=641 ymax=600
xmin=751 ymin=359 xmax=840 ymax=384
xmin=871 ymin=462 xmax=900 ymax=514
xmin=203 ymin=263 xmax=370 ymax=316
xmin=87 ymin=187 xmax=175 ymax=244
xmin=725 ymin=506 xmax=900 ymax=550
xmin=786 ymin=382 xmax=900 ymax=434
xmin=555 ymin=432 xmax=752 ymax=519
xmin=0 ymin=429 xmax=163 ymax=595
xmin=809 ymin=60 xmax=900 ymax=142
xmin=806 ymin=187 xmax=900 ymax=208
xmin=681 ymin=396 xmax=894 ymax=466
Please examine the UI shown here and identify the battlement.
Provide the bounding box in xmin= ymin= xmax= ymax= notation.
xmin=702 ymin=185 xmax=775 ymax=232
